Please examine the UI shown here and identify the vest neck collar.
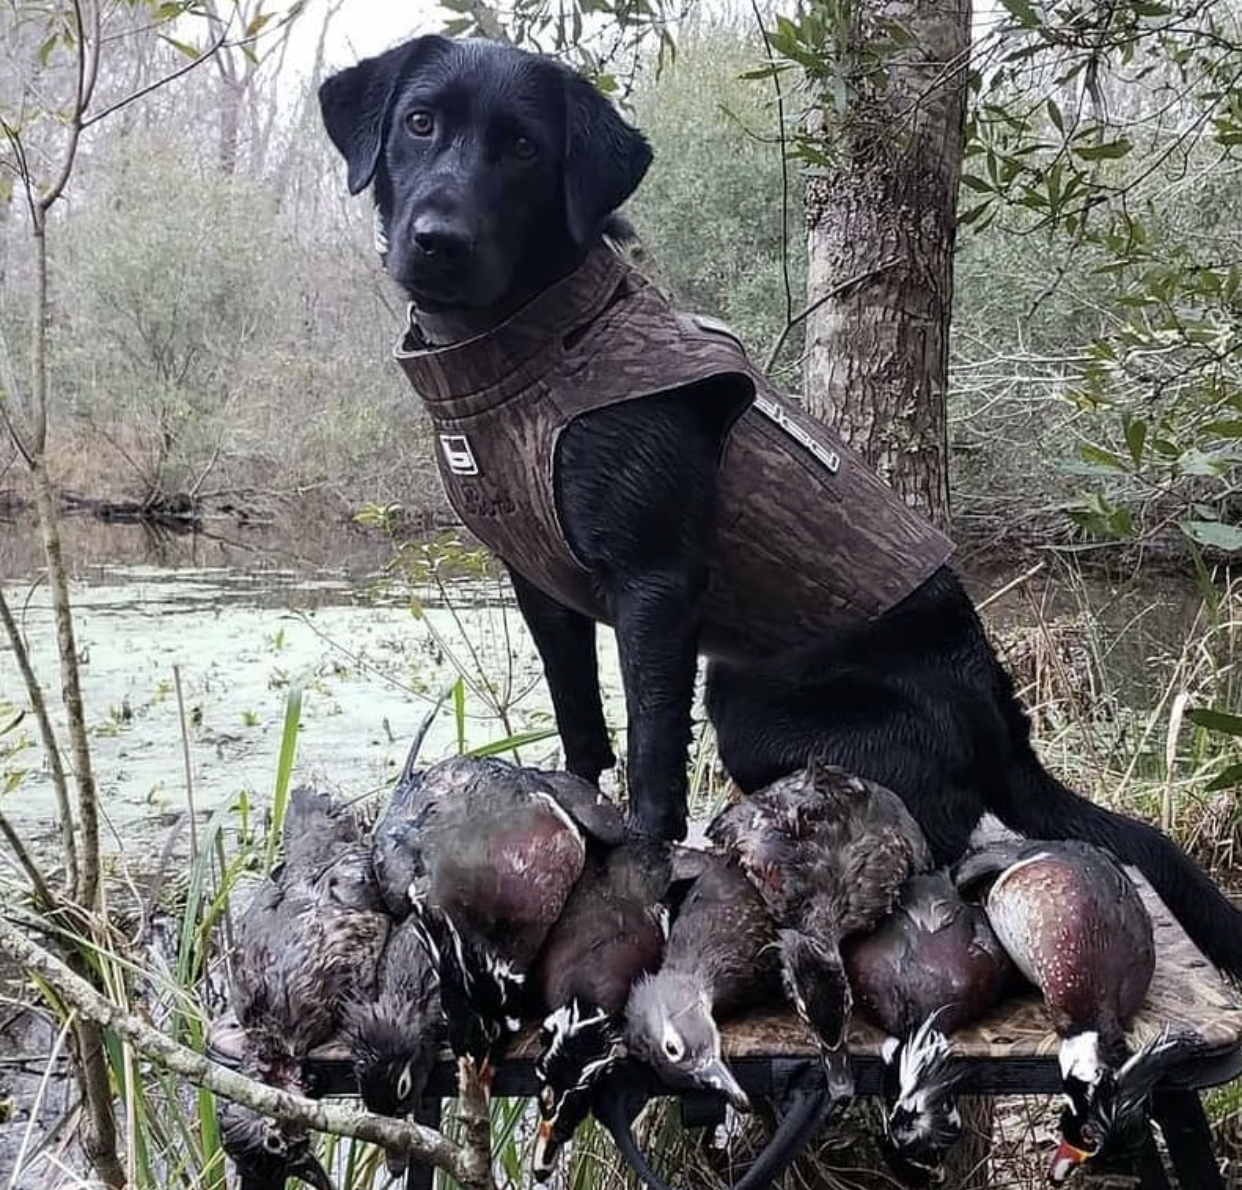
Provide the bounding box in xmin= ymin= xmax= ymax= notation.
xmin=394 ymin=244 xmax=632 ymax=410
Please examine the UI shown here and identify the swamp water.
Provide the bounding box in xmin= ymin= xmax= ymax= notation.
xmin=0 ymin=515 xmax=630 ymax=863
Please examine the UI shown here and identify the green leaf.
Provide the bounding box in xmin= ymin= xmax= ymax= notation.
xmin=999 ymin=0 xmax=1041 ymax=27
xmin=1108 ymin=506 xmax=1134 ymax=537
xmin=1080 ymin=443 xmax=1127 ymax=470
xmin=959 ymin=200 xmax=994 ymax=227
xmin=453 ymin=677 xmax=467 ymax=754
xmin=1047 ymin=98 xmax=1064 ymax=134
xmin=1203 ymin=420 xmax=1242 ymax=439
xmin=1205 ymin=764 xmax=1242 ymax=792
xmin=1186 ymin=708 xmax=1242 ymax=737
xmin=160 ymin=35 xmax=201 ymax=60
xmin=1123 ymin=416 xmax=1147 ymax=467
xmin=1075 ymin=138 xmax=1133 ymax=161
xmin=1181 ymin=521 xmax=1242 ymax=552
xmin=38 ymin=34 xmax=58 ymax=66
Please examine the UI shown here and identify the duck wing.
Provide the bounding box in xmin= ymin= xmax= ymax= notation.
xmin=667 ymin=857 xmax=781 ymax=1016
xmin=532 ymin=844 xmax=672 ymax=1017
xmin=372 ymin=755 xmax=488 ymax=915
xmin=536 ymin=769 xmax=626 ymax=847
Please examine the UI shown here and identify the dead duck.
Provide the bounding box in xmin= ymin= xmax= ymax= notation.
xmin=217 ymin=1109 xmax=332 ymax=1190
xmin=708 ymin=762 xmax=932 ymax=1108
xmin=954 ymin=838 xmax=1200 ymax=1182
xmin=374 ymin=748 xmax=624 ymax=1088
xmin=623 ymin=852 xmax=780 ymax=1108
xmin=344 ymin=916 xmax=443 ymax=1178
xmin=529 ymin=839 xmax=673 ymax=1180
xmin=842 ymin=870 xmax=1017 ymax=1186
xmin=224 ymin=788 xmax=390 ymax=1190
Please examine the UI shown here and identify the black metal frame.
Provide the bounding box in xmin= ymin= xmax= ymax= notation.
xmin=277 ymin=1043 xmax=1242 ymax=1190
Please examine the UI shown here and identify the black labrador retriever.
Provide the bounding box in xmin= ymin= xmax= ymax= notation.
xmin=319 ymin=35 xmax=1242 ymax=976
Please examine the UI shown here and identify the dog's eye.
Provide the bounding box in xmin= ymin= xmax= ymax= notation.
xmin=406 ymin=111 xmax=434 ymax=137
xmin=512 ymin=135 xmax=537 ymax=161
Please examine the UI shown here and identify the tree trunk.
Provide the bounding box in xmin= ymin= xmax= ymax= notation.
xmin=802 ymin=0 xmax=971 ymax=533
xmin=799 ymin=0 xmax=986 ymax=1184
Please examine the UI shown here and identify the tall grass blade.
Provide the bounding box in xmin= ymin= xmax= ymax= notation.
xmin=453 ymin=676 xmax=467 ymax=754
xmin=465 ymin=728 xmax=558 ymax=760
xmin=265 ymin=681 xmax=304 ymax=873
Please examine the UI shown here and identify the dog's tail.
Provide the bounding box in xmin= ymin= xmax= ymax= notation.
xmin=989 ymin=672 xmax=1242 ymax=977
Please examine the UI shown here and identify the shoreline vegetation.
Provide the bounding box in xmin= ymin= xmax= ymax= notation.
xmin=1 ymin=478 xmax=1235 ymax=574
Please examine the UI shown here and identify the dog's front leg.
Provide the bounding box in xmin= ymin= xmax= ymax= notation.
xmin=608 ymin=568 xmax=704 ymax=841
xmin=557 ymin=393 xmax=722 ymax=841
xmin=509 ymin=567 xmax=616 ymax=784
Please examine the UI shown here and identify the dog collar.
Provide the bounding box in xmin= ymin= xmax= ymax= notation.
xmin=393 ymin=245 xmax=633 ymax=410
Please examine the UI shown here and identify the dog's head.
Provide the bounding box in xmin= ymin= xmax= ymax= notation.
xmin=319 ymin=36 xmax=651 ymax=310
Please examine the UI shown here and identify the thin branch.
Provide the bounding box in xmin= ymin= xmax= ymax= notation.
xmin=748 ymin=0 xmax=794 ymax=334
xmin=82 ymin=23 xmax=231 ymax=131
xmin=172 ymin=666 xmax=199 ymax=863
xmin=0 ymin=812 xmax=58 ymax=911
xmin=0 ymin=587 xmax=78 ymax=896
xmin=763 ymin=257 xmax=904 ymax=373
xmin=0 ymin=914 xmax=494 ymax=1190
xmin=38 ymin=0 xmax=99 ymax=214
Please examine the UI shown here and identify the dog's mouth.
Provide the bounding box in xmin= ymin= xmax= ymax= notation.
xmin=396 ymin=259 xmax=512 ymax=314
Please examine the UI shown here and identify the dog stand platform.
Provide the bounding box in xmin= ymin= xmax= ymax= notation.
xmin=208 ymin=876 xmax=1242 ymax=1189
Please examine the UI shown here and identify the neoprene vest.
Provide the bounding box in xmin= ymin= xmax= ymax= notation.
xmin=395 ymin=246 xmax=954 ymax=664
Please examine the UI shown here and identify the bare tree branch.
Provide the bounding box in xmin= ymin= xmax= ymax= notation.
xmin=0 ymin=913 xmax=496 ymax=1190
xmin=0 ymin=586 xmax=78 ymax=897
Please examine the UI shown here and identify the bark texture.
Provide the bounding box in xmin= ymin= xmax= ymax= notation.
xmin=803 ymin=0 xmax=972 ymax=532
xmin=800 ymin=1 xmax=987 ymax=1183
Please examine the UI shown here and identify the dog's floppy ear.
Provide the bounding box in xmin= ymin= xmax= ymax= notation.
xmin=319 ymin=36 xmax=445 ymax=195
xmin=562 ymin=71 xmax=653 ymax=246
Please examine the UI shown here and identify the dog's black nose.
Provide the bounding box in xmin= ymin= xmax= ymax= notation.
xmin=411 ymin=215 xmax=471 ymax=259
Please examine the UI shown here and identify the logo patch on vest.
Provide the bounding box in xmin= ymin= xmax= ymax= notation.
xmin=440 ymin=434 xmax=479 ymax=476
xmin=753 ymin=393 xmax=841 ymax=474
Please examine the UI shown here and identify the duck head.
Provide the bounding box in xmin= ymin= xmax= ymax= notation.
xmin=410 ymin=899 xmax=524 ymax=1074
xmin=624 ymin=970 xmax=749 ymax=1109
xmin=218 ymin=1102 xmax=333 ymax=1190
xmin=878 ymin=1017 xmax=963 ymax=1187
xmin=346 ymin=996 xmax=440 ymax=1174
xmin=1051 ymin=1031 xmax=1206 ymax=1183
xmin=778 ymin=930 xmax=854 ymax=1100
xmin=532 ymin=997 xmax=625 ymax=1180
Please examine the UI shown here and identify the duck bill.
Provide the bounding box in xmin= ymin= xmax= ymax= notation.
xmin=1049 ymin=1139 xmax=1091 ymax=1183
xmin=532 ymin=1118 xmax=561 ymax=1182
xmin=699 ymin=1057 xmax=750 ymax=1111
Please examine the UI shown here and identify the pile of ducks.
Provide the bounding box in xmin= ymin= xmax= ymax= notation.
xmin=221 ymin=750 xmax=1204 ymax=1190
